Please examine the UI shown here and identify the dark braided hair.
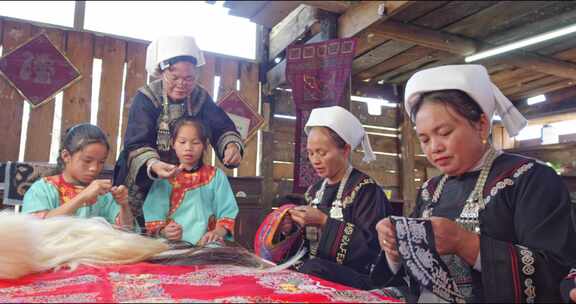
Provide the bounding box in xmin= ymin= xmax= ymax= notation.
xmin=54 ymin=123 xmax=110 ymax=174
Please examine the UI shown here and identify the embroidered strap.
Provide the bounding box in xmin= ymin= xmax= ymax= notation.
xmin=390 ymin=216 xmax=465 ymax=303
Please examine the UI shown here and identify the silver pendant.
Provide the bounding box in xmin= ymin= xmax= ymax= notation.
xmin=330 ymin=206 xmax=343 ymax=219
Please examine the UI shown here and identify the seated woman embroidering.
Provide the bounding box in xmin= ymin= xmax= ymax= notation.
xmin=375 ymin=64 xmax=576 ymax=302
xmin=256 ymin=106 xmax=391 ymax=290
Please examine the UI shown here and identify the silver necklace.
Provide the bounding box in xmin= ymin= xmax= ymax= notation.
xmin=422 ymin=148 xmax=498 ymax=234
xmin=311 ymin=165 xmax=353 ymax=220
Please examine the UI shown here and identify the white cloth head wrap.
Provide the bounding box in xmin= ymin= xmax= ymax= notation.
xmin=404 ymin=64 xmax=527 ymax=136
xmin=145 ymin=36 xmax=206 ymax=77
xmin=305 ymin=106 xmax=376 ymax=163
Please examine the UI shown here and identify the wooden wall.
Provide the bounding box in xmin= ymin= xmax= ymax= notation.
xmin=268 ymin=89 xmax=428 ymax=202
xmin=0 ymin=18 xmax=261 ymax=178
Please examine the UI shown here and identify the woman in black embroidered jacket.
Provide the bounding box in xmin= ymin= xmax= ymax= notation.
xmin=113 ymin=36 xmax=243 ymax=227
xmin=375 ymin=64 xmax=576 ymax=302
xmin=274 ymin=106 xmax=390 ymax=290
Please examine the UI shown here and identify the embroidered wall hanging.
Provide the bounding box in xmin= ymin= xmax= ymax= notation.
xmin=285 ymin=38 xmax=357 ymax=193
xmin=0 ymin=33 xmax=81 ymax=108
xmin=216 ymin=90 xmax=264 ymax=143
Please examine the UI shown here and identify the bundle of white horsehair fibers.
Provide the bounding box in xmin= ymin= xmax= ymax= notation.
xmin=0 ymin=212 xmax=169 ymax=279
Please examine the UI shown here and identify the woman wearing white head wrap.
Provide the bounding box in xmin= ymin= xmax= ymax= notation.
xmin=271 ymin=106 xmax=392 ymax=290
xmin=375 ymin=64 xmax=576 ymax=302
xmin=114 ymin=36 xmax=244 ymax=228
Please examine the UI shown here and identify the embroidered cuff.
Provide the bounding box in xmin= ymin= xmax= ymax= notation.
xmin=215 ymin=218 xmax=235 ymax=236
xmin=146 ymin=220 xmax=167 ymax=237
xmin=216 ymin=131 xmax=244 ymax=165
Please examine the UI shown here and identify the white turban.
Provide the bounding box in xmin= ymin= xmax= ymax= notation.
xmin=404 ymin=64 xmax=527 ymax=136
xmin=305 ymin=106 xmax=376 ymax=163
xmin=145 ymin=36 xmax=206 ymax=77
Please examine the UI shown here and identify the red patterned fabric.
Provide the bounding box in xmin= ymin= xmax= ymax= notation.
xmin=0 ymin=263 xmax=401 ymax=303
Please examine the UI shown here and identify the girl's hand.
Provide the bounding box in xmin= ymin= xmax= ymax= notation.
xmin=223 ymin=143 xmax=242 ymax=167
xmin=110 ymin=185 xmax=129 ymax=207
xmin=151 ymin=160 xmax=181 ymax=179
xmin=376 ymin=218 xmax=401 ymax=264
xmin=162 ymin=221 xmax=183 ymax=241
xmin=198 ymin=230 xmax=224 ymax=246
xmin=80 ymin=179 xmax=112 ymax=205
xmin=289 ymin=206 xmax=328 ymax=227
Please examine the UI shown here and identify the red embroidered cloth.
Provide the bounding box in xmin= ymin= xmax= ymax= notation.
xmin=0 ymin=33 xmax=81 ymax=107
xmin=0 ymin=262 xmax=401 ymax=303
xmin=285 ymin=38 xmax=357 ymax=193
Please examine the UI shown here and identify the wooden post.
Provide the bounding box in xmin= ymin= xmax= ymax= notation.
xmin=73 ymin=1 xmax=86 ymax=30
xmin=399 ymin=105 xmax=416 ymax=216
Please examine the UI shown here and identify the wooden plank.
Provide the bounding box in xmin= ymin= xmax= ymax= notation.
xmin=250 ymin=1 xmax=300 ymax=29
xmin=97 ymin=37 xmax=126 ymax=164
xmin=269 ymin=4 xmax=319 ymax=62
xmin=273 ymin=162 xmax=293 ymax=180
xmin=198 ymin=54 xmax=216 ymax=166
xmin=357 ymin=46 xmax=432 ymax=81
xmin=488 ymin=53 xmax=576 ymax=81
xmin=399 ymin=107 xmax=416 ymax=215
xmin=368 ymin=134 xmax=399 ymax=154
xmin=260 ymin=130 xmax=276 ymax=205
xmin=412 ymin=1 xmax=496 ymax=30
xmin=370 ymin=20 xmax=477 ymax=56
xmin=0 ymin=20 xmax=32 ymax=162
xmin=217 ymin=58 xmax=238 ymax=176
xmin=352 ymin=40 xmax=413 ymax=73
xmin=391 ymin=1 xmax=448 ymax=23
xmin=238 ymin=62 xmax=259 ymax=176
xmin=500 ymin=74 xmax=548 ymax=93
xmin=352 ymin=153 xmax=399 ymax=185
xmin=373 ymin=48 xmax=453 ymax=83
xmin=509 ymin=79 xmax=575 ymax=102
xmin=338 ymin=1 xmax=415 ymax=38
xmin=61 ymin=31 xmax=93 ymax=137
xmin=272 ymin=90 xmax=295 ymax=116
xmin=273 ymin=141 xmax=295 ymax=163
xmin=73 ymin=0 xmax=86 ymax=30
xmin=443 ymin=1 xmax=553 ymax=39
xmin=25 ymin=26 xmax=64 ymax=162
xmin=349 ymin=101 xmax=398 ymax=128
xmin=121 ymin=42 xmax=147 ymax=140
xmin=484 ymin=5 xmax=576 ymax=46
xmin=503 ymin=75 xmax=561 ymax=97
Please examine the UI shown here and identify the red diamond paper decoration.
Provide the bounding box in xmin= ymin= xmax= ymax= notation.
xmin=0 ymin=33 xmax=81 ymax=108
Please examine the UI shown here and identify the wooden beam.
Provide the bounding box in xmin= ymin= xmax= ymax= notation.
xmin=489 ymin=52 xmax=576 ymax=81
xmin=338 ymin=1 xmax=415 ymax=38
xmin=224 ymin=1 xmax=268 ymax=18
xmin=269 ymin=4 xmax=319 ymax=62
xmin=250 ymin=1 xmax=300 ymax=29
xmin=299 ymin=1 xmax=351 ymax=14
xmin=509 ymin=79 xmax=575 ymax=102
xmin=371 ymin=19 xmax=477 ymax=56
xmin=359 ymin=19 xmax=576 ymax=81
xmin=353 ymin=40 xmax=413 ymax=73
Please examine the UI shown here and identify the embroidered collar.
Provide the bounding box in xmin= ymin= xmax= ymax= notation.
xmin=44 ymin=174 xmax=86 ymax=205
